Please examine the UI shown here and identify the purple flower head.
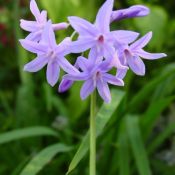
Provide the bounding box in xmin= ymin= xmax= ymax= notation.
xmin=110 ymin=5 xmax=150 ymax=22
xmin=20 ymin=0 xmax=69 ymax=42
xmin=68 ymin=0 xmax=139 ymax=65
xmin=20 ymin=20 xmax=78 ymax=86
xmin=116 ymin=32 xmax=167 ymax=76
xmin=59 ymin=52 xmax=124 ymax=103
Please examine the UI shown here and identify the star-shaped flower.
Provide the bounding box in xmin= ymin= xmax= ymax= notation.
xmin=20 ymin=0 xmax=69 ymax=42
xmin=116 ymin=32 xmax=167 ymax=76
xmin=60 ymin=53 xmax=124 ymax=103
xmin=68 ymin=0 xmax=139 ymax=62
xmin=20 ymin=20 xmax=78 ymax=86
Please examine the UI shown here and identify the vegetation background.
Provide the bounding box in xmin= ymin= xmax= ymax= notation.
xmin=0 ymin=0 xmax=175 ymax=175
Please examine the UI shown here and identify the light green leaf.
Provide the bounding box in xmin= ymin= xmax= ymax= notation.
xmin=20 ymin=143 xmax=72 ymax=175
xmin=67 ymin=89 xmax=125 ymax=174
xmin=126 ymin=115 xmax=152 ymax=175
xmin=0 ymin=127 xmax=58 ymax=145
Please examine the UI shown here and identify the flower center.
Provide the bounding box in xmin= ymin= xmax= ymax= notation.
xmin=98 ymin=35 xmax=104 ymax=43
xmin=47 ymin=50 xmax=56 ymax=60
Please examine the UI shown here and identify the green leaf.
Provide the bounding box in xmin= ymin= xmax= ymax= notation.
xmin=20 ymin=143 xmax=72 ymax=175
xmin=148 ymin=122 xmax=175 ymax=154
xmin=126 ymin=115 xmax=152 ymax=175
xmin=118 ymin=123 xmax=130 ymax=175
xmin=0 ymin=127 xmax=58 ymax=145
xmin=67 ymin=89 xmax=125 ymax=174
xmin=141 ymin=96 xmax=175 ymax=140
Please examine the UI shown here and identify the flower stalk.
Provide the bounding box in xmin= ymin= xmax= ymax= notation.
xmin=90 ymin=91 xmax=96 ymax=175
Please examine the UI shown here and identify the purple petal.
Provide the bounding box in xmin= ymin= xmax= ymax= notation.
xmin=41 ymin=20 xmax=57 ymax=48
xmin=77 ymin=56 xmax=89 ymax=71
xmin=19 ymin=39 xmax=47 ymax=54
xmin=25 ymin=31 xmax=42 ymax=42
xmin=111 ymin=5 xmax=150 ymax=22
xmin=135 ymin=49 xmax=167 ymax=60
xmin=116 ymin=68 xmax=128 ymax=79
xmin=103 ymin=73 xmax=124 ymax=86
xmin=40 ymin=10 xmax=47 ymax=23
xmin=58 ymin=57 xmax=79 ymax=74
xmin=46 ymin=61 xmax=60 ymax=87
xmin=68 ymin=16 xmax=98 ymax=36
xmin=52 ymin=23 xmax=69 ymax=31
xmin=24 ymin=56 xmax=48 ymax=72
xmin=30 ymin=0 xmax=40 ymax=21
xmin=127 ymin=55 xmax=145 ymax=76
xmin=130 ymin=32 xmax=152 ymax=50
xmin=110 ymin=30 xmax=139 ymax=44
xmin=80 ymin=79 xmax=96 ymax=100
xmin=63 ymin=72 xmax=88 ymax=81
xmin=95 ymin=0 xmax=114 ymax=33
xmin=59 ymin=79 xmax=74 ymax=93
xmin=97 ymin=79 xmax=111 ymax=103
xmin=20 ymin=19 xmax=38 ymax=32
xmin=69 ymin=38 xmax=95 ymax=53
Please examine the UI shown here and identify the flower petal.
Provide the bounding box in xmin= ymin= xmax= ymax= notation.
xmin=58 ymin=57 xmax=79 ymax=74
xmin=25 ymin=31 xmax=42 ymax=42
xmin=80 ymin=79 xmax=95 ymax=100
xmin=95 ymin=0 xmax=114 ymax=33
xmin=111 ymin=5 xmax=150 ymax=22
xmin=127 ymin=55 xmax=145 ymax=76
xmin=69 ymin=38 xmax=95 ymax=53
xmin=19 ymin=39 xmax=47 ymax=54
xmin=135 ymin=49 xmax=167 ymax=60
xmin=130 ymin=32 xmax=152 ymax=50
xmin=97 ymin=79 xmax=111 ymax=103
xmin=110 ymin=30 xmax=139 ymax=44
xmin=24 ymin=56 xmax=48 ymax=72
xmin=59 ymin=79 xmax=74 ymax=93
xmin=30 ymin=0 xmax=41 ymax=21
xmin=116 ymin=68 xmax=128 ymax=79
xmin=20 ymin=19 xmax=38 ymax=32
xmin=40 ymin=10 xmax=47 ymax=23
xmin=52 ymin=22 xmax=69 ymax=31
xmin=46 ymin=61 xmax=60 ymax=87
xmin=103 ymin=73 xmax=124 ymax=86
xmin=41 ymin=20 xmax=57 ymax=48
xmin=77 ymin=56 xmax=89 ymax=71
xmin=63 ymin=72 xmax=88 ymax=81
xmin=68 ymin=16 xmax=98 ymax=36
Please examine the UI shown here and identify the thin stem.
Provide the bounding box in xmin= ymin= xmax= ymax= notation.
xmin=90 ymin=91 xmax=96 ymax=175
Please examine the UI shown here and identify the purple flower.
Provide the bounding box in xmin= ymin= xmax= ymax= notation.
xmin=59 ymin=53 xmax=124 ymax=103
xmin=110 ymin=5 xmax=150 ymax=22
xmin=20 ymin=0 xmax=69 ymax=42
xmin=68 ymin=0 xmax=139 ymax=62
xmin=116 ymin=32 xmax=167 ymax=76
xmin=20 ymin=20 xmax=78 ymax=86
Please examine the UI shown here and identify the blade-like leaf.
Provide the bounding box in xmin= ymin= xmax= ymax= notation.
xmin=148 ymin=122 xmax=175 ymax=154
xmin=126 ymin=115 xmax=152 ymax=175
xmin=20 ymin=143 xmax=72 ymax=175
xmin=141 ymin=96 xmax=175 ymax=140
xmin=0 ymin=127 xmax=58 ymax=145
xmin=67 ymin=89 xmax=125 ymax=174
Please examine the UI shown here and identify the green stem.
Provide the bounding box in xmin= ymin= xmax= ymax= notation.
xmin=90 ymin=91 xmax=96 ymax=175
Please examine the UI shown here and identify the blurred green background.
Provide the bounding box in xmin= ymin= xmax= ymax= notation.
xmin=0 ymin=0 xmax=175 ymax=175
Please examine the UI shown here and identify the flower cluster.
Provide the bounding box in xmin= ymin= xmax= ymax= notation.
xmin=20 ymin=0 xmax=167 ymax=103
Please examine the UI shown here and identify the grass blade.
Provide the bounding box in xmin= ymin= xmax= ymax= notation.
xmin=0 ymin=127 xmax=58 ymax=145
xmin=67 ymin=89 xmax=125 ymax=174
xmin=126 ymin=115 xmax=152 ymax=175
xmin=20 ymin=143 xmax=72 ymax=175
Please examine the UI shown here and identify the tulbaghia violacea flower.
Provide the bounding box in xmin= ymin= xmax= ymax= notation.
xmin=20 ymin=21 xmax=78 ymax=86
xmin=116 ymin=32 xmax=167 ymax=76
xmin=110 ymin=5 xmax=150 ymax=22
xmin=20 ymin=0 xmax=69 ymax=42
xmin=68 ymin=0 xmax=139 ymax=64
xmin=60 ymin=54 xmax=124 ymax=103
